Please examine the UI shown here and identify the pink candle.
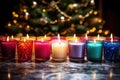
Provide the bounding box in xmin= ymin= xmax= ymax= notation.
xmin=17 ymin=40 xmax=33 ymax=62
xmin=34 ymin=41 xmax=51 ymax=62
xmin=1 ymin=40 xmax=16 ymax=61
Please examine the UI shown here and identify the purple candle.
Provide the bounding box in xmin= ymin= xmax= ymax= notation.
xmin=68 ymin=41 xmax=85 ymax=62
xmin=34 ymin=41 xmax=51 ymax=62
xmin=1 ymin=40 xmax=16 ymax=61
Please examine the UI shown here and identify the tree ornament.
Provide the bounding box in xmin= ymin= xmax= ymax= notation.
xmin=39 ymin=17 xmax=48 ymax=25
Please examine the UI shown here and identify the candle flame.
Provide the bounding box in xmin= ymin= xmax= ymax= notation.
xmin=24 ymin=38 xmax=26 ymax=42
xmin=73 ymin=34 xmax=76 ymax=38
xmin=44 ymin=34 xmax=46 ymax=39
xmin=58 ymin=34 xmax=61 ymax=42
xmin=85 ymin=34 xmax=88 ymax=40
xmin=6 ymin=36 xmax=10 ymax=42
xmin=26 ymin=34 xmax=29 ymax=39
xmin=110 ymin=33 xmax=113 ymax=39
xmin=110 ymin=33 xmax=113 ymax=42
xmin=11 ymin=35 xmax=14 ymax=39
xmin=97 ymin=34 xmax=100 ymax=40
xmin=94 ymin=39 xmax=96 ymax=44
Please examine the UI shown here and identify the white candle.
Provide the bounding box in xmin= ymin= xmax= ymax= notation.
xmin=51 ymin=34 xmax=68 ymax=62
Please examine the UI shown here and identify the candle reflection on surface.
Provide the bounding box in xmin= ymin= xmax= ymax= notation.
xmin=109 ymin=69 xmax=113 ymax=80
xmin=41 ymin=73 xmax=45 ymax=80
xmin=8 ymin=71 xmax=11 ymax=80
xmin=57 ymin=73 xmax=62 ymax=80
xmin=92 ymin=71 xmax=96 ymax=80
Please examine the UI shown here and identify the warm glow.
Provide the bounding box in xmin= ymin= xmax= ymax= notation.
xmin=60 ymin=16 xmax=65 ymax=20
xmin=98 ymin=19 xmax=102 ymax=23
xmin=93 ymin=71 xmax=96 ymax=80
xmin=6 ymin=36 xmax=9 ymax=42
xmin=110 ymin=33 xmax=113 ymax=39
xmin=33 ymin=1 xmax=37 ymax=5
xmin=8 ymin=72 xmax=11 ymax=80
xmin=41 ymin=38 xmax=44 ymax=42
xmin=57 ymin=34 xmax=60 ymax=42
xmin=98 ymin=29 xmax=102 ymax=33
xmin=57 ymin=73 xmax=62 ymax=80
xmin=13 ymin=20 xmax=17 ymax=24
xmin=44 ymin=34 xmax=46 ymax=39
xmin=97 ymin=34 xmax=100 ymax=40
xmin=25 ymin=12 xmax=29 ymax=16
xmin=23 ymin=9 xmax=27 ymax=13
xmin=24 ymin=38 xmax=26 ymax=42
xmin=12 ymin=11 xmax=16 ymax=15
xmin=26 ymin=34 xmax=29 ymax=39
xmin=109 ymin=69 xmax=113 ymax=80
xmin=42 ymin=9 xmax=46 ymax=12
xmin=93 ymin=11 xmax=98 ymax=15
xmin=104 ymin=30 xmax=109 ymax=35
xmin=41 ymin=73 xmax=45 ymax=80
xmin=11 ymin=35 xmax=14 ymax=39
xmin=89 ymin=10 xmax=93 ymax=14
xmin=73 ymin=34 xmax=76 ymax=38
xmin=26 ymin=25 xmax=30 ymax=29
xmin=90 ymin=27 xmax=96 ymax=32
xmin=15 ymin=14 xmax=19 ymax=17
xmin=79 ymin=15 xmax=83 ymax=18
xmin=7 ymin=23 xmax=11 ymax=27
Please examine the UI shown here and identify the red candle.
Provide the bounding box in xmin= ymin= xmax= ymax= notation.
xmin=34 ymin=41 xmax=51 ymax=62
xmin=17 ymin=40 xmax=33 ymax=62
xmin=1 ymin=39 xmax=16 ymax=61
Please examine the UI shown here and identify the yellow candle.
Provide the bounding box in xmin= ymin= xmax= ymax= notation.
xmin=51 ymin=40 xmax=68 ymax=62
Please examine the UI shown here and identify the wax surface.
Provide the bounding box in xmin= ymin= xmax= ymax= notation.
xmin=104 ymin=41 xmax=120 ymax=61
xmin=35 ymin=41 xmax=51 ymax=61
xmin=69 ymin=41 xmax=85 ymax=62
xmin=86 ymin=41 xmax=103 ymax=61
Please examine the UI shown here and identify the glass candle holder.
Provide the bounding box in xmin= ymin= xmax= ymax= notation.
xmin=1 ymin=40 xmax=16 ymax=61
xmin=17 ymin=41 xmax=33 ymax=62
xmin=103 ymin=41 xmax=120 ymax=62
xmin=68 ymin=41 xmax=85 ymax=62
xmin=34 ymin=41 xmax=51 ymax=62
xmin=51 ymin=40 xmax=68 ymax=62
xmin=86 ymin=41 xmax=103 ymax=62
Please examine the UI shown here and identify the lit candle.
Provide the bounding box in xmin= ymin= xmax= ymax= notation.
xmin=34 ymin=40 xmax=51 ymax=62
xmin=17 ymin=38 xmax=33 ymax=62
xmin=80 ymin=34 xmax=93 ymax=41
xmin=66 ymin=34 xmax=79 ymax=41
xmin=103 ymin=34 xmax=120 ymax=62
xmin=86 ymin=39 xmax=103 ymax=61
xmin=1 ymin=36 xmax=16 ymax=61
xmin=94 ymin=34 xmax=106 ymax=41
xmin=51 ymin=34 xmax=68 ymax=62
xmin=68 ymin=38 xmax=85 ymax=62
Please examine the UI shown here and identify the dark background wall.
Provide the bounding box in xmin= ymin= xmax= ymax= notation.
xmin=0 ymin=0 xmax=120 ymax=36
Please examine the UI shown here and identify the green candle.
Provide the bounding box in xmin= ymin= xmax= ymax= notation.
xmin=86 ymin=40 xmax=103 ymax=61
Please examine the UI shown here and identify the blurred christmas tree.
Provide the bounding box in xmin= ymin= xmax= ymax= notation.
xmin=6 ymin=0 xmax=110 ymax=36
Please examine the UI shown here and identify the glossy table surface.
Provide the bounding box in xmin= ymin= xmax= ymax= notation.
xmin=0 ymin=58 xmax=120 ymax=80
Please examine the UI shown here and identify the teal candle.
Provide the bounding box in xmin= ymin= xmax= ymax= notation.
xmin=86 ymin=41 xmax=103 ymax=61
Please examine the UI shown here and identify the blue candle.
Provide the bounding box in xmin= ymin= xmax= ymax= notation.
xmin=86 ymin=41 xmax=103 ymax=61
xmin=68 ymin=41 xmax=85 ymax=62
xmin=103 ymin=41 xmax=120 ymax=62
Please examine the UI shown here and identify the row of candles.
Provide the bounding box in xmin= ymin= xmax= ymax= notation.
xmin=0 ymin=34 xmax=120 ymax=62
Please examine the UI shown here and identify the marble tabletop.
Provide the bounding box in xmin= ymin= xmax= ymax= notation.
xmin=0 ymin=58 xmax=120 ymax=80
